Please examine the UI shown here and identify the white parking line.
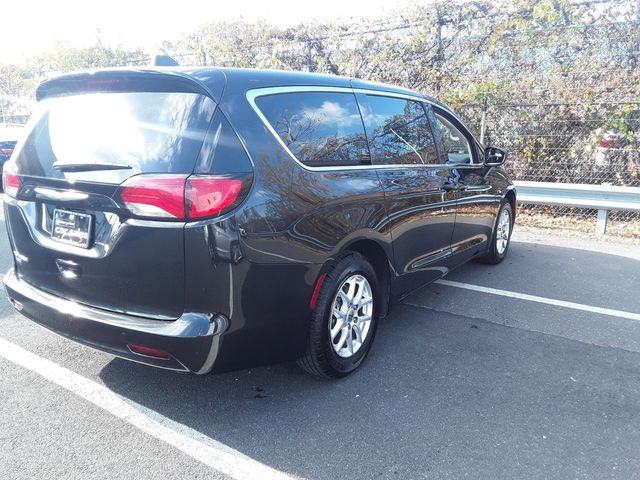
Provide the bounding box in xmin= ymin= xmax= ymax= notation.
xmin=0 ymin=336 xmax=298 ymax=480
xmin=435 ymin=279 xmax=640 ymax=322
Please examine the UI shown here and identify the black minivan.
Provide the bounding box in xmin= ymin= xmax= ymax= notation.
xmin=3 ymin=67 xmax=515 ymax=378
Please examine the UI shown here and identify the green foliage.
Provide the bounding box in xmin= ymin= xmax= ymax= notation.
xmin=2 ymin=0 xmax=637 ymax=107
xmin=0 ymin=41 xmax=145 ymax=120
xmin=0 ymin=0 xmax=637 ymax=187
xmin=34 ymin=41 xmax=146 ymax=72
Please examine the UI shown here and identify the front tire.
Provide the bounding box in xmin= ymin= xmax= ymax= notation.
xmin=297 ymin=252 xmax=380 ymax=379
xmin=477 ymin=201 xmax=513 ymax=265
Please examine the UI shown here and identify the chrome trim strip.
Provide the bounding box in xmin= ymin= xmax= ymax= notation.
xmin=246 ymin=85 xmax=482 ymax=173
xmin=33 ymin=187 xmax=89 ymax=202
xmin=353 ymin=88 xmax=430 ymax=103
xmin=4 ymin=268 xmax=228 ymax=336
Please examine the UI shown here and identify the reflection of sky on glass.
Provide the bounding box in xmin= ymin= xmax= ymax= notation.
xmin=39 ymin=92 xmax=212 ymax=182
xmin=364 ymin=96 xmax=408 ymax=126
xmin=257 ymin=92 xmax=367 ymax=166
xmin=259 ymin=92 xmax=364 ymax=141
xmin=301 ymin=101 xmax=361 ymax=130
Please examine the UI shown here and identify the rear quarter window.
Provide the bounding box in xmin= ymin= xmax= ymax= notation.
xmin=194 ymin=110 xmax=253 ymax=174
xmin=255 ymin=91 xmax=370 ymax=168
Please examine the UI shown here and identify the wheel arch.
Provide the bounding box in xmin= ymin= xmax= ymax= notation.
xmin=504 ymin=188 xmax=517 ymax=221
xmin=342 ymin=239 xmax=392 ymax=318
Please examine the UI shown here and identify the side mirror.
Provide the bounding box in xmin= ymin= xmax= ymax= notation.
xmin=484 ymin=146 xmax=507 ymax=166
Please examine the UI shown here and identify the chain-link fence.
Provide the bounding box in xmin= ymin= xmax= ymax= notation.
xmin=459 ymin=101 xmax=640 ymax=238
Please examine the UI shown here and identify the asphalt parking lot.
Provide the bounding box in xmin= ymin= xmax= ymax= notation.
xmin=1 ymin=221 xmax=640 ymax=480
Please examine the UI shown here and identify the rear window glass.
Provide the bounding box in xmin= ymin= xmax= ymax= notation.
xmin=255 ymin=92 xmax=370 ymax=167
xmin=13 ymin=92 xmax=215 ymax=183
xmin=364 ymin=95 xmax=437 ymax=166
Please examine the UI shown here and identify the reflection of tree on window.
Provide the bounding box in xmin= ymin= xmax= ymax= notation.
xmin=274 ymin=109 xmax=321 ymax=148
xmin=434 ymin=114 xmax=472 ymax=165
xmin=256 ymin=93 xmax=370 ymax=167
xmin=365 ymin=96 xmax=437 ymax=166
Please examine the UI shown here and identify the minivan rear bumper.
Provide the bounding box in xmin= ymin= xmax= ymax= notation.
xmin=3 ymin=268 xmax=228 ymax=373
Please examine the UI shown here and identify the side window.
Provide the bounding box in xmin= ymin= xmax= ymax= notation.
xmin=433 ymin=113 xmax=473 ymax=165
xmin=363 ymin=95 xmax=438 ymax=165
xmin=255 ymin=92 xmax=370 ymax=167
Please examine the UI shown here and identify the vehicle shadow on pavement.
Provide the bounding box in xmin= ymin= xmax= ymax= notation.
xmin=99 ymin=242 xmax=640 ymax=480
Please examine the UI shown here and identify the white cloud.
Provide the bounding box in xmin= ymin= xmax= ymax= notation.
xmin=301 ymin=101 xmax=360 ymax=128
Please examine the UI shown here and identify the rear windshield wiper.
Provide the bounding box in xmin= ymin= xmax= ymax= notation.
xmin=52 ymin=161 xmax=133 ymax=172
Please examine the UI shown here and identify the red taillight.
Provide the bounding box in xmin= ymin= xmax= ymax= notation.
xmin=127 ymin=344 xmax=170 ymax=359
xmin=120 ymin=175 xmax=186 ymax=218
xmin=118 ymin=174 xmax=249 ymax=220
xmin=0 ymin=148 xmax=13 ymax=156
xmin=2 ymin=169 xmax=21 ymax=198
xmin=186 ymin=177 xmax=243 ymax=218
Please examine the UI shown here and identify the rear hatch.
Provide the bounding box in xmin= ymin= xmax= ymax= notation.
xmin=4 ymin=71 xmax=218 ymax=319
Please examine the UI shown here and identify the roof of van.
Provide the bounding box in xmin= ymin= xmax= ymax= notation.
xmin=187 ymin=67 xmax=420 ymax=94
xmin=185 ymin=67 xmax=443 ymax=102
xmin=188 ymin=67 xmax=453 ymax=114
xmin=36 ymin=66 xmax=452 ymax=114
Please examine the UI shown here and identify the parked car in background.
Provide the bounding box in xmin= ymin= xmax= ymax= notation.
xmin=0 ymin=124 xmax=23 ymax=180
xmin=591 ymin=123 xmax=640 ymax=185
xmin=2 ymin=67 xmax=516 ymax=378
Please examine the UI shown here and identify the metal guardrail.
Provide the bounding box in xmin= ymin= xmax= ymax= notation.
xmin=513 ymin=181 xmax=640 ymax=234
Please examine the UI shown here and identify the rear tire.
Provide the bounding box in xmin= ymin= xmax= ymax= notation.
xmin=297 ymin=252 xmax=380 ymax=379
xmin=477 ymin=201 xmax=513 ymax=265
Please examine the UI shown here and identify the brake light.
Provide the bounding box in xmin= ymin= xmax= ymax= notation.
xmin=0 ymin=148 xmax=13 ymax=156
xmin=2 ymin=169 xmax=20 ymax=198
xmin=118 ymin=174 xmax=249 ymax=220
xmin=187 ymin=177 xmax=243 ymax=218
xmin=120 ymin=175 xmax=186 ymax=218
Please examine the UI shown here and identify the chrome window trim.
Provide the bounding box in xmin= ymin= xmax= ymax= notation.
xmin=246 ymin=85 xmax=484 ymax=172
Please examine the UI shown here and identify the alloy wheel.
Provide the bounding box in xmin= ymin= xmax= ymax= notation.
xmin=496 ymin=208 xmax=511 ymax=255
xmin=328 ymin=274 xmax=374 ymax=358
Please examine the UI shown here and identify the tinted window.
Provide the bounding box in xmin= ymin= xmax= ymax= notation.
xmin=364 ymin=95 xmax=437 ymax=165
xmin=255 ymin=92 xmax=370 ymax=167
xmin=13 ymin=92 xmax=215 ymax=184
xmin=195 ymin=110 xmax=252 ymax=174
xmin=433 ymin=113 xmax=473 ymax=165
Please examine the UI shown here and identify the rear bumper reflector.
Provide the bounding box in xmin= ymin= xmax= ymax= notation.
xmin=309 ymin=273 xmax=327 ymax=310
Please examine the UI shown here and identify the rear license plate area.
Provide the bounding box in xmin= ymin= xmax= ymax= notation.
xmin=51 ymin=209 xmax=93 ymax=248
